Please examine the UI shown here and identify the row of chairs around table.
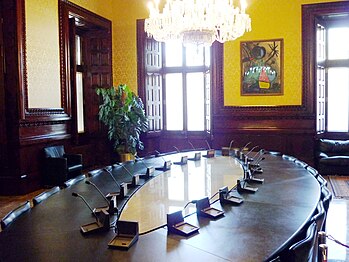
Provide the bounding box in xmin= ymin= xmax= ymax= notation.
xmin=0 ymin=174 xmax=87 ymax=231
xmin=266 ymin=154 xmax=333 ymax=262
xmin=0 ymin=152 xmax=175 ymax=232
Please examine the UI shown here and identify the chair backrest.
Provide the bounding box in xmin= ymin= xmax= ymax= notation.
xmin=32 ymin=186 xmax=60 ymax=206
xmin=317 ymin=174 xmax=328 ymax=187
xmin=63 ymin=174 xmax=85 ymax=188
xmin=282 ymin=154 xmax=297 ymax=162
xmin=1 ymin=201 xmax=31 ymax=230
xmin=312 ymin=200 xmax=326 ymax=233
xmin=289 ymin=221 xmax=317 ymax=262
xmin=321 ymin=186 xmax=332 ymax=213
xmin=295 ymin=159 xmax=308 ymax=168
xmin=306 ymin=166 xmax=319 ymax=178
xmin=44 ymin=145 xmax=65 ymax=158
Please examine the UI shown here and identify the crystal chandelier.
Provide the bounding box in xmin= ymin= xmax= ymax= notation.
xmin=144 ymin=0 xmax=252 ymax=46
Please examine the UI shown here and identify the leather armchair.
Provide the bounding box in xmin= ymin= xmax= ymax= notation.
xmin=43 ymin=145 xmax=83 ymax=186
xmin=316 ymin=139 xmax=349 ymax=175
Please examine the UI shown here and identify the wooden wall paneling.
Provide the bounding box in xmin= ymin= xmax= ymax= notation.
xmin=0 ymin=2 xmax=7 ymax=169
xmin=0 ymin=0 xmax=21 ymax=185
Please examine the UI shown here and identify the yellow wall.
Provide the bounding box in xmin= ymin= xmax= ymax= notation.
xmin=111 ymin=0 xmax=149 ymax=92
xmin=25 ymin=0 xmax=112 ymax=109
xmin=110 ymin=0 xmax=345 ymax=103
xmin=224 ymin=0 xmax=344 ymax=106
xmin=26 ymin=0 xmax=61 ymax=108
xmin=25 ymin=0 xmax=345 ymax=107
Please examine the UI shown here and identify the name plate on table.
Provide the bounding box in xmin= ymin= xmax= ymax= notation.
xmin=189 ymin=152 xmax=201 ymax=161
xmin=155 ymin=161 xmax=171 ymax=171
xmin=219 ymin=186 xmax=243 ymax=205
xmin=196 ymin=197 xmax=224 ymax=219
xmin=203 ymin=149 xmax=215 ymax=158
xmin=167 ymin=210 xmax=199 ymax=236
xmin=221 ymin=147 xmax=230 ymax=156
xmin=174 ymin=156 xmax=188 ymax=165
xmin=108 ymin=221 xmax=139 ymax=250
xmin=139 ymin=166 xmax=155 ymax=180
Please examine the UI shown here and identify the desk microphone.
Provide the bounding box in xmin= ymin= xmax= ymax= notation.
xmin=188 ymin=141 xmax=195 ymax=150
xmin=250 ymin=156 xmax=265 ymax=174
xmin=173 ymin=146 xmax=180 ymax=153
xmin=229 ymin=139 xmax=234 ymax=151
xmin=85 ymin=180 xmax=118 ymax=215
xmin=238 ymin=142 xmax=252 ymax=161
xmin=203 ymin=140 xmax=215 ymax=158
xmin=135 ymin=156 xmax=155 ymax=179
xmin=72 ymin=192 xmax=110 ymax=234
xmin=240 ymin=141 xmax=251 ymax=153
xmin=188 ymin=141 xmax=201 ymax=161
xmin=72 ymin=192 xmax=98 ymax=221
xmin=115 ymin=163 xmax=140 ymax=187
xmin=206 ymin=140 xmax=211 ymax=150
xmin=103 ymin=168 xmax=128 ymax=199
xmin=173 ymin=146 xmax=188 ymax=165
xmin=250 ymin=150 xmax=266 ymax=168
xmin=245 ymin=145 xmax=259 ymax=159
xmin=154 ymin=150 xmax=171 ymax=171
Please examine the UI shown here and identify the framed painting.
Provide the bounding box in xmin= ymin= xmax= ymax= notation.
xmin=240 ymin=39 xmax=284 ymax=96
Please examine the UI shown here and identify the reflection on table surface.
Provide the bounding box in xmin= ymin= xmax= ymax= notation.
xmin=120 ymin=156 xmax=243 ymax=233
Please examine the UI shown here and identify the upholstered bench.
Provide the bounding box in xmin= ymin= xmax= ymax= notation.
xmin=316 ymin=139 xmax=349 ymax=175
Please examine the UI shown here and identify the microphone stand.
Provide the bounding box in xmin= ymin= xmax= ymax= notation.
xmin=72 ymin=192 xmax=110 ymax=234
xmin=135 ymin=156 xmax=155 ymax=179
xmin=238 ymin=142 xmax=252 ymax=161
xmin=173 ymin=146 xmax=188 ymax=165
xmin=103 ymin=168 xmax=128 ymax=199
xmin=237 ymin=164 xmax=258 ymax=193
xmin=244 ymin=145 xmax=259 ymax=162
xmin=188 ymin=141 xmax=201 ymax=161
xmin=114 ymin=163 xmax=140 ymax=187
xmin=222 ymin=139 xmax=234 ymax=156
xmin=203 ymin=140 xmax=215 ymax=158
xmin=85 ymin=180 xmax=118 ymax=215
xmin=218 ymin=186 xmax=243 ymax=205
xmin=154 ymin=150 xmax=172 ymax=171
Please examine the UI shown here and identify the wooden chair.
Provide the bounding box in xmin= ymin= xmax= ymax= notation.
xmin=1 ymin=201 xmax=31 ymax=230
xmin=32 ymin=186 xmax=60 ymax=206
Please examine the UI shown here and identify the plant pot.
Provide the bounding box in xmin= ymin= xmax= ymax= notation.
xmin=118 ymin=153 xmax=135 ymax=163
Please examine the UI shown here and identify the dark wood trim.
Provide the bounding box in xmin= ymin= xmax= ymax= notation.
xmin=303 ymin=1 xmax=349 ymax=140
xmin=16 ymin=0 xmax=69 ymax=122
xmin=213 ymin=43 xmax=312 ymax=118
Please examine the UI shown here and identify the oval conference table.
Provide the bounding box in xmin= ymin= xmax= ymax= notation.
xmin=0 ymin=150 xmax=321 ymax=262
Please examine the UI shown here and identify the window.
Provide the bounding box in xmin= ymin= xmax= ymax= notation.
xmin=141 ymin=32 xmax=211 ymax=133
xmin=316 ymin=16 xmax=349 ymax=132
xmin=75 ymin=34 xmax=85 ymax=134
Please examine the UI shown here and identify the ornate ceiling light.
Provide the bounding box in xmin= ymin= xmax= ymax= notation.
xmin=145 ymin=0 xmax=252 ymax=46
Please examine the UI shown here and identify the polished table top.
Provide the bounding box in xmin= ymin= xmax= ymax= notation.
xmin=0 ymin=151 xmax=321 ymax=262
xmin=120 ymin=154 xmax=243 ymax=233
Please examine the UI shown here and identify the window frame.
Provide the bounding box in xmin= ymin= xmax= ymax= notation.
xmin=137 ymin=19 xmax=216 ymax=138
xmin=302 ymin=1 xmax=349 ymax=139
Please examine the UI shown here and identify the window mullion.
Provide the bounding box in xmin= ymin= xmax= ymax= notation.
xmin=183 ymin=45 xmax=188 ymax=132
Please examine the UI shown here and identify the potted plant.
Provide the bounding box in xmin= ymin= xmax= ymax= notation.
xmin=96 ymin=84 xmax=148 ymax=162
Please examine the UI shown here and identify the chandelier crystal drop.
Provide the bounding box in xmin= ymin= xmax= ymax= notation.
xmin=145 ymin=0 xmax=252 ymax=46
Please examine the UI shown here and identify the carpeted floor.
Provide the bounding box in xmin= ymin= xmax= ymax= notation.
xmin=328 ymin=176 xmax=349 ymax=199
